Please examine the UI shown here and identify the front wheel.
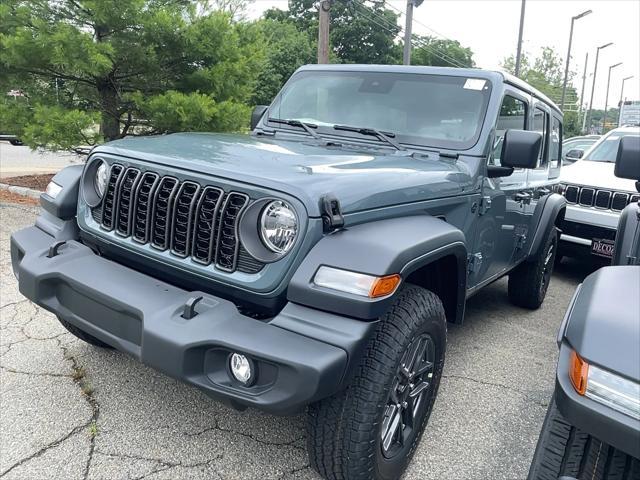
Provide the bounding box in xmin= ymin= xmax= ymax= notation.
xmin=307 ymin=285 xmax=447 ymax=480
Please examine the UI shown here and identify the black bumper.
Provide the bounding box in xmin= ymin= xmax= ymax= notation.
xmin=555 ymin=343 xmax=640 ymax=459
xmin=11 ymin=225 xmax=376 ymax=415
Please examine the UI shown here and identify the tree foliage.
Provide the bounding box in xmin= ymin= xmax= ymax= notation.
xmin=0 ymin=0 xmax=263 ymax=149
xmin=411 ymin=35 xmax=474 ymax=68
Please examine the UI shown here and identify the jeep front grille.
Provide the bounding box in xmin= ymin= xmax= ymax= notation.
xmin=559 ymin=183 xmax=638 ymax=212
xmin=95 ymin=164 xmax=262 ymax=274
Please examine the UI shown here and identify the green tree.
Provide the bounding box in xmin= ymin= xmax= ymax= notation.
xmin=410 ymin=35 xmax=474 ymax=68
xmin=0 ymin=0 xmax=263 ymax=149
xmin=265 ymin=0 xmax=402 ymax=65
xmin=251 ymin=19 xmax=315 ymax=105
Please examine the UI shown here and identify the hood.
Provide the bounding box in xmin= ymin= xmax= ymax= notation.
xmin=95 ymin=132 xmax=479 ymax=217
xmin=561 ymin=159 xmax=637 ymax=193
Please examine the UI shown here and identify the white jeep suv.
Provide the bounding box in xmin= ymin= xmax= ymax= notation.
xmin=556 ymin=125 xmax=640 ymax=260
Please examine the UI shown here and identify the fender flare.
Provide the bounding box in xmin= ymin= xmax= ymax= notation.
xmin=40 ymin=164 xmax=84 ymax=220
xmin=525 ymin=193 xmax=566 ymax=260
xmin=287 ymin=215 xmax=468 ymax=321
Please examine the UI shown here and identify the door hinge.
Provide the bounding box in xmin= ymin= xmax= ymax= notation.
xmin=468 ymin=252 xmax=483 ymax=273
xmin=479 ymin=195 xmax=492 ymax=215
xmin=516 ymin=233 xmax=527 ymax=249
xmin=320 ymin=194 xmax=344 ymax=233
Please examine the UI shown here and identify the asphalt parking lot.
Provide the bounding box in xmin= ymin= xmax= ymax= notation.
xmin=0 ymin=201 xmax=599 ymax=480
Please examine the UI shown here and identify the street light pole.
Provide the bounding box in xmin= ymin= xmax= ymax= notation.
xmin=515 ymin=0 xmax=526 ymax=77
xmin=603 ymin=62 xmax=622 ymax=133
xmin=585 ymin=42 xmax=613 ymax=133
xmin=560 ymin=9 xmax=592 ymax=111
xmin=618 ymin=75 xmax=634 ymax=126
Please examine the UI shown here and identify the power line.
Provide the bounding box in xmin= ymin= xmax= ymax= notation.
xmin=383 ymin=0 xmax=458 ymax=45
xmin=349 ymin=0 xmax=468 ymax=68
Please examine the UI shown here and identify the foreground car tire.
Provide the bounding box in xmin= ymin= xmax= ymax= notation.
xmin=57 ymin=316 xmax=114 ymax=349
xmin=307 ymin=285 xmax=446 ymax=480
xmin=528 ymin=397 xmax=640 ymax=480
xmin=508 ymin=227 xmax=558 ymax=309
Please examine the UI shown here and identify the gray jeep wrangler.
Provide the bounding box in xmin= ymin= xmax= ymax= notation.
xmin=10 ymin=65 xmax=566 ymax=480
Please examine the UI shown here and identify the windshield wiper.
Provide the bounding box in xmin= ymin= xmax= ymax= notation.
xmin=332 ymin=124 xmax=405 ymax=151
xmin=268 ymin=118 xmax=324 ymax=141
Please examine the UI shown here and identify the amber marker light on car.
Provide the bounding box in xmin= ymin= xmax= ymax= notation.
xmin=369 ymin=274 xmax=402 ymax=298
xmin=569 ymin=349 xmax=589 ymax=395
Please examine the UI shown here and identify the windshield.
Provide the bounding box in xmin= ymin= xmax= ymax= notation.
xmin=268 ymin=70 xmax=492 ymax=149
xmin=583 ymin=130 xmax=640 ymax=162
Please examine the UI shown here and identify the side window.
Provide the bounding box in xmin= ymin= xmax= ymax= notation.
xmin=492 ymin=95 xmax=527 ymax=165
xmin=550 ymin=117 xmax=562 ymax=169
xmin=532 ymin=107 xmax=549 ymax=168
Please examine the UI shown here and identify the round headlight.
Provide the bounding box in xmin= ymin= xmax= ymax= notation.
xmin=94 ymin=161 xmax=108 ymax=198
xmin=259 ymin=200 xmax=298 ymax=254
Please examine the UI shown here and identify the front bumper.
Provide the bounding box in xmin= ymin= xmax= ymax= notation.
xmin=555 ymin=343 xmax=640 ymax=459
xmin=11 ymin=225 xmax=376 ymax=415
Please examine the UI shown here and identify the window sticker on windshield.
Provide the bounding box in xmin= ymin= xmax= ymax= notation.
xmin=463 ymin=79 xmax=486 ymax=90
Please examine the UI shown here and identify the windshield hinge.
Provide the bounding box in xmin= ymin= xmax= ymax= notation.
xmin=320 ymin=194 xmax=344 ymax=233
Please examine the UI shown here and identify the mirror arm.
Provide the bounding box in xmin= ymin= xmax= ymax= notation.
xmin=487 ymin=165 xmax=515 ymax=178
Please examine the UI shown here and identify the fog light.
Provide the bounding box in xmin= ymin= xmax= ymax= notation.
xmin=230 ymin=353 xmax=254 ymax=385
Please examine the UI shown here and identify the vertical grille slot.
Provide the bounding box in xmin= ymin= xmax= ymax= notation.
xmin=132 ymin=172 xmax=159 ymax=243
xmin=170 ymin=181 xmax=201 ymax=257
xmin=115 ymin=168 xmax=141 ymax=237
xmin=215 ymin=193 xmax=249 ymax=272
xmin=594 ymin=190 xmax=611 ymax=209
xmin=150 ymin=177 xmax=179 ymax=250
xmin=579 ymin=188 xmax=595 ymax=206
xmin=565 ymin=185 xmax=579 ymax=203
xmin=611 ymin=192 xmax=629 ymax=211
xmin=191 ymin=186 xmax=224 ymax=264
xmin=630 ymin=194 xmax=640 ymax=205
xmin=101 ymin=164 xmax=125 ymax=230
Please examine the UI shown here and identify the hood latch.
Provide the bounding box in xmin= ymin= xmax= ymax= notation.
xmin=321 ymin=194 xmax=344 ymax=232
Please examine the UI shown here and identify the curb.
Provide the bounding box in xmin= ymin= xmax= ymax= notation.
xmin=0 ymin=182 xmax=42 ymax=199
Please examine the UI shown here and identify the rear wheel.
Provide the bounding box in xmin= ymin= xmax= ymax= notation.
xmin=528 ymin=396 xmax=640 ymax=480
xmin=508 ymin=227 xmax=558 ymax=309
xmin=307 ymin=285 xmax=447 ymax=480
xmin=57 ymin=316 xmax=113 ymax=349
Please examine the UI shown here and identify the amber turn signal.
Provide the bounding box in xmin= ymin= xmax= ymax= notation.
xmin=569 ymin=349 xmax=589 ymax=395
xmin=369 ymin=274 xmax=402 ymax=298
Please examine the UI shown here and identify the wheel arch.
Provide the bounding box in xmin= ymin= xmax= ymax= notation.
xmin=287 ymin=215 xmax=468 ymax=322
xmin=525 ymin=193 xmax=567 ymax=261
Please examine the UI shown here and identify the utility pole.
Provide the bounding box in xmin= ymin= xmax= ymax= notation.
xmin=514 ymin=0 xmax=526 ymax=77
xmin=585 ymin=42 xmax=613 ymax=133
xmin=603 ymin=62 xmax=622 ymax=133
xmin=578 ymin=53 xmax=588 ymax=128
xmin=560 ymin=9 xmax=592 ymax=111
xmin=317 ymin=0 xmax=331 ymax=64
xmin=403 ymin=0 xmax=423 ymax=65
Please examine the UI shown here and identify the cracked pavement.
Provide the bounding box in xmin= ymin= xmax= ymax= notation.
xmin=0 ymin=201 xmax=598 ymax=479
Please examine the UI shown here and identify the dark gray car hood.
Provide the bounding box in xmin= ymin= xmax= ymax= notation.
xmin=565 ymin=266 xmax=640 ymax=382
xmin=94 ymin=132 xmax=480 ymax=217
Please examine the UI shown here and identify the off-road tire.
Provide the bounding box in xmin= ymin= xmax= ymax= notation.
xmin=528 ymin=396 xmax=640 ymax=480
xmin=57 ymin=316 xmax=113 ymax=349
xmin=508 ymin=227 xmax=558 ymax=309
xmin=307 ymin=285 xmax=447 ymax=480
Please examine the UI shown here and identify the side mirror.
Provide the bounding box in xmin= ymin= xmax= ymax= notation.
xmin=500 ymin=129 xmax=542 ymax=169
xmin=251 ymin=105 xmax=268 ymax=131
xmin=565 ymin=148 xmax=584 ymax=160
xmin=614 ymin=136 xmax=640 ymax=181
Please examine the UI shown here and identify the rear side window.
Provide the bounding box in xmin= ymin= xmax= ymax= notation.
xmin=492 ymin=95 xmax=527 ymax=164
xmin=550 ymin=117 xmax=562 ymax=169
xmin=533 ymin=107 xmax=549 ymax=167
